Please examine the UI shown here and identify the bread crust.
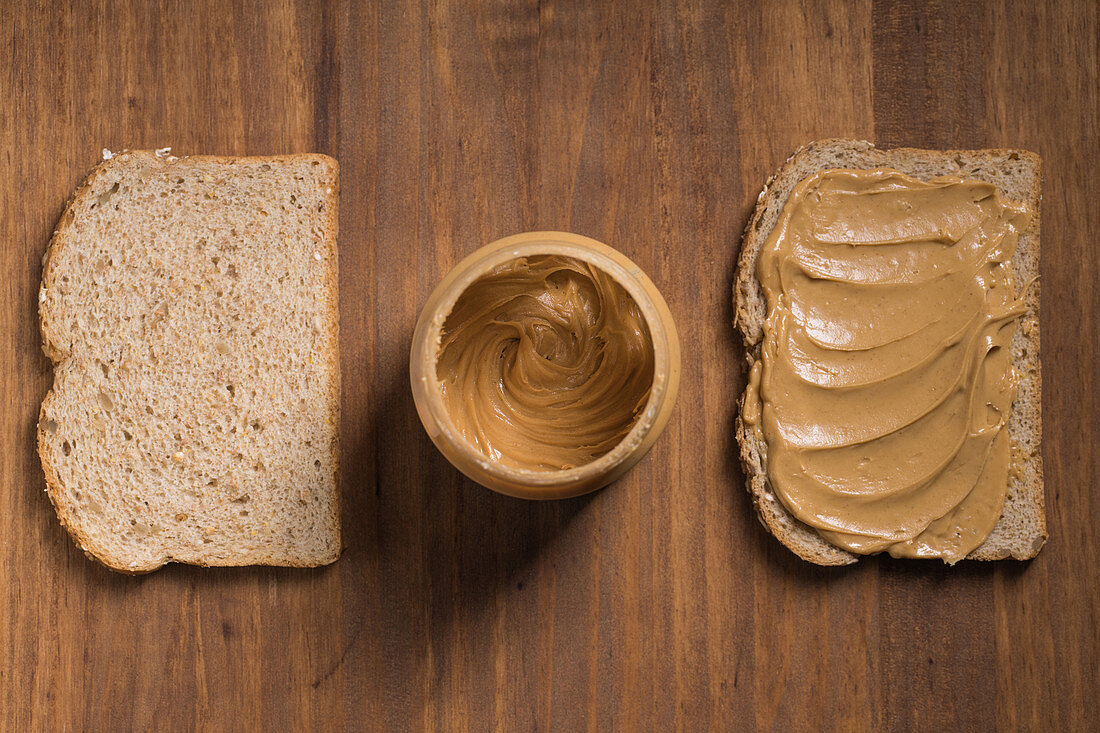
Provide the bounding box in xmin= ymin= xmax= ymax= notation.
xmin=733 ymin=139 xmax=1046 ymax=565
xmin=38 ymin=150 xmax=341 ymax=573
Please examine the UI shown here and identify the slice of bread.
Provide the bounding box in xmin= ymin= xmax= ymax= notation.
xmin=734 ymin=139 xmax=1046 ymax=565
xmin=37 ymin=150 xmax=341 ymax=573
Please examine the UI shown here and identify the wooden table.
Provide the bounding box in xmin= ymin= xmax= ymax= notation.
xmin=2 ymin=1 xmax=1097 ymax=729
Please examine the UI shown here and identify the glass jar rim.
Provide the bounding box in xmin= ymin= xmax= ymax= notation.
xmin=409 ymin=231 xmax=681 ymax=499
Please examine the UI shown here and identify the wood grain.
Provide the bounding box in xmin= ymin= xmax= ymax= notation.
xmin=1 ymin=0 xmax=1097 ymax=730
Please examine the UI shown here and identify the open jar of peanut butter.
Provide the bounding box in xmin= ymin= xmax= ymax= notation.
xmin=410 ymin=231 xmax=681 ymax=499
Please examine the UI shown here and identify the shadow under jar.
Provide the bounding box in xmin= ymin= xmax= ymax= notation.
xmin=410 ymin=231 xmax=681 ymax=499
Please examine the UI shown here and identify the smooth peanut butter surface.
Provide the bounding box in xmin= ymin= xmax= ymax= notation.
xmin=437 ymin=255 xmax=654 ymax=471
xmin=743 ymin=169 xmax=1032 ymax=563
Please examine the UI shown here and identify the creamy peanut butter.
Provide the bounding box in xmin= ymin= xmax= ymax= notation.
xmin=437 ymin=255 xmax=654 ymax=471
xmin=742 ymin=169 xmax=1032 ymax=563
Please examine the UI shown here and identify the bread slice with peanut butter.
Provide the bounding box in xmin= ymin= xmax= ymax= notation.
xmin=734 ymin=139 xmax=1045 ymax=565
xmin=37 ymin=150 xmax=341 ymax=573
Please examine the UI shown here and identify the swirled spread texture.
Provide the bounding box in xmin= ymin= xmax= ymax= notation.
xmin=742 ymin=169 xmax=1032 ymax=563
xmin=438 ymin=255 xmax=654 ymax=471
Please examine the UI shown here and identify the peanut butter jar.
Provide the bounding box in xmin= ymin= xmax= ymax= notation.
xmin=410 ymin=231 xmax=681 ymax=499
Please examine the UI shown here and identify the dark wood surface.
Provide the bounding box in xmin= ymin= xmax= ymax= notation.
xmin=2 ymin=1 xmax=1097 ymax=730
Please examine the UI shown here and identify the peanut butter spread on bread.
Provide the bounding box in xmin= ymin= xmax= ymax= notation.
xmin=437 ymin=255 xmax=654 ymax=471
xmin=742 ymin=169 xmax=1032 ymax=563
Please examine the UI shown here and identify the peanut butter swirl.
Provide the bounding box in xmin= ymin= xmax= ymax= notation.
xmin=437 ymin=255 xmax=654 ymax=471
xmin=743 ymin=169 xmax=1032 ymax=563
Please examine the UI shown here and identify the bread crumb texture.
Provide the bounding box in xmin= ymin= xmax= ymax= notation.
xmin=38 ymin=151 xmax=341 ymax=572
